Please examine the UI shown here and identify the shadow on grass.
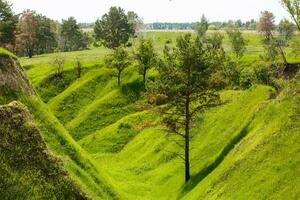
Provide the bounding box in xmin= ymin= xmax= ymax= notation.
xmin=178 ymin=121 xmax=252 ymax=199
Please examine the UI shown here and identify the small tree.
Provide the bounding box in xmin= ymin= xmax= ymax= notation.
xmin=193 ymin=15 xmax=209 ymax=38
xmin=105 ymin=47 xmax=131 ymax=86
xmin=52 ymin=54 xmax=65 ymax=78
xmin=226 ymin=26 xmax=247 ymax=59
xmin=281 ymin=0 xmax=300 ymax=30
xmin=278 ymin=19 xmax=295 ymax=46
xmin=15 ymin=10 xmax=38 ymax=58
xmin=74 ymin=58 xmax=82 ymax=78
xmin=60 ymin=17 xmax=89 ymax=51
xmin=206 ymin=32 xmax=224 ymax=50
xmin=257 ymin=11 xmax=287 ymax=65
xmin=94 ymin=7 xmax=134 ymax=49
xmin=134 ymin=37 xmax=156 ymax=88
xmin=153 ymin=34 xmax=220 ymax=182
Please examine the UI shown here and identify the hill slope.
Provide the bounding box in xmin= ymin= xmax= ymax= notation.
xmin=0 ymin=49 xmax=120 ymax=199
xmin=183 ymin=78 xmax=300 ymax=200
xmin=0 ymin=101 xmax=87 ymax=199
xmin=2 ymin=43 xmax=299 ymax=200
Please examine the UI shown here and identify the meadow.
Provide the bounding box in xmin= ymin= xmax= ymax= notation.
xmin=5 ymin=30 xmax=297 ymax=199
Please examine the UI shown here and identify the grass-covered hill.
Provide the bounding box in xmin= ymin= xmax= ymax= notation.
xmin=0 ymin=101 xmax=87 ymax=199
xmin=0 ymin=49 xmax=120 ymax=199
xmin=1 ymin=31 xmax=300 ymax=200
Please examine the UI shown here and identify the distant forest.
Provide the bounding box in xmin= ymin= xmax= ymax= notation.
xmin=78 ymin=19 xmax=257 ymax=30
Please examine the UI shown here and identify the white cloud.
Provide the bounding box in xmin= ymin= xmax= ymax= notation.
xmin=8 ymin=0 xmax=289 ymax=23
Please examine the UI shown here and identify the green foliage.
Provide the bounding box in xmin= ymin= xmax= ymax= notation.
xmin=15 ymin=11 xmax=59 ymax=58
xmin=281 ymin=0 xmax=300 ymax=29
xmin=134 ymin=37 xmax=157 ymax=86
xmin=222 ymin=59 xmax=241 ymax=86
xmin=278 ymin=18 xmax=295 ymax=45
xmin=154 ymin=33 xmax=221 ymax=182
xmin=290 ymin=36 xmax=300 ymax=57
xmin=0 ymin=0 xmax=17 ymax=46
xmin=0 ymin=1 xmax=16 ymax=45
xmin=239 ymin=62 xmax=274 ymax=88
xmin=193 ymin=15 xmax=208 ymax=38
xmin=207 ymin=24 xmax=217 ymax=30
xmin=94 ymin=7 xmax=134 ymax=49
xmin=121 ymin=79 xmax=144 ymax=101
xmin=60 ymin=17 xmax=89 ymax=51
xmin=105 ymin=47 xmax=131 ymax=86
xmin=206 ymin=32 xmax=224 ymax=50
xmin=51 ymin=53 xmax=66 ymax=77
xmin=226 ymin=26 xmax=247 ymax=58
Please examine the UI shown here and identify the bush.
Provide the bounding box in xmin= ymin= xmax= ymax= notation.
xmin=239 ymin=62 xmax=274 ymax=89
xmin=118 ymin=122 xmax=132 ymax=129
xmin=223 ymin=60 xmax=241 ymax=86
xmin=209 ymin=70 xmax=228 ymax=90
xmin=239 ymin=67 xmax=255 ymax=89
xmin=121 ymin=79 xmax=144 ymax=101
xmin=208 ymin=24 xmax=217 ymax=30
xmin=253 ymin=63 xmax=272 ymax=85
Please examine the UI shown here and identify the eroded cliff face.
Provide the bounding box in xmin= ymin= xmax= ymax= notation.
xmin=0 ymin=54 xmax=35 ymax=96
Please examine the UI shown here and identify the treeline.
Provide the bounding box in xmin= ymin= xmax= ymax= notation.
xmin=145 ymin=19 xmax=257 ymax=30
xmin=0 ymin=0 xmax=144 ymax=58
xmin=0 ymin=2 xmax=90 ymax=58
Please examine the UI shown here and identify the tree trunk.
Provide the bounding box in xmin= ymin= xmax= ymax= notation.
xmin=278 ymin=45 xmax=288 ymax=66
xmin=28 ymin=48 xmax=33 ymax=58
xmin=185 ymin=94 xmax=190 ymax=183
xmin=118 ymin=70 xmax=121 ymax=86
xmin=143 ymin=66 xmax=147 ymax=88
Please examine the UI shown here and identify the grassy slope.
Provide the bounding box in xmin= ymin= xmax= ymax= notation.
xmin=22 ymin=47 xmax=110 ymax=86
xmin=17 ymin=31 xmax=300 ymax=200
xmin=0 ymin=101 xmax=87 ymax=199
xmin=78 ymin=85 xmax=274 ymax=200
xmin=0 ymin=51 xmax=120 ymax=199
xmin=183 ymin=78 xmax=300 ymax=200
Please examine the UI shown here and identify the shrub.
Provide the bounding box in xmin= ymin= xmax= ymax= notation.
xmin=208 ymin=24 xmax=217 ymax=30
xmin=239 ymin=67 xmax=255 ymax=89
xmin=223 ymin=60 xmax=241 ymax=86
xmin=253 ymin=63 xmax=272 ymax=85
xmin=121 ymin=79 xmax=144 ymax=102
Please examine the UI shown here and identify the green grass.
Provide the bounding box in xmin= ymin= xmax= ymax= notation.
xmin=0 ymin=101 xmax=87 ymax=199
xmin=0 ymin=47 xmax=17 ymax=58
xmin=21 ymin=47 xmax=111 ymax=86
xmin=77 ymin=85 xmax=275 ymax=200
xmin=0 ymin=52 xmax=121 ymax=199
xmin=3 ymin=31 xmax=299 ymax=199
xmin=182 ymin=79 xmax=300 ymax=200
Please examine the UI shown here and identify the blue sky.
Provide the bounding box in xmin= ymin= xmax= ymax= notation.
xmin=8 ymin=0 xmax=289 ymax=23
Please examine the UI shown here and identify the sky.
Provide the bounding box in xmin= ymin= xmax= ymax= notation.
xmin=7 ymin=0 xmax=289 ymax=23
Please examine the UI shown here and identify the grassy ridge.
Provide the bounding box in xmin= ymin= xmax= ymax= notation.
xmin=78 ymin=86 xmax=274 ymax=200
xmin=14 ymin=31 xmax=300 ymax=200
xmin=0 ymin=52 xmax=121 ymax=199
xmin=183 ymin=79 xmax=300 ymax=200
